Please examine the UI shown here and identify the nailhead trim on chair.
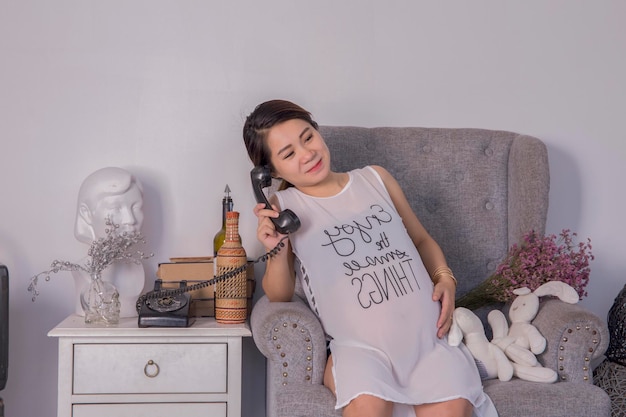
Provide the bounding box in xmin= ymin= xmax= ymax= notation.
xmin=557 ymin=325 xmax=599 ymax=381
xmin=273 ymin=322 xmax=315 ymax=386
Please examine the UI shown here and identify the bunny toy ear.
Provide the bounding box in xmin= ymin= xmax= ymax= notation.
xmin=513 ymin=287 xmax=532 ymax=296
xmin=534 ymin=281 xmax=579 ymax=304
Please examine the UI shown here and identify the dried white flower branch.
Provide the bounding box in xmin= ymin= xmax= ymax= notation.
xmin=28 ymin=218 xmax=153 ymax=301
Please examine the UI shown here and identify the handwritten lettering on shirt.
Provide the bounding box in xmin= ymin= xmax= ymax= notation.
xmin=320 ymin=204 xmax=422 ymax=309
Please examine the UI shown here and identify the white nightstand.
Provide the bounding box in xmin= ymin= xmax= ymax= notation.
xmin=48 ymin=315 xmax=252 ymax=417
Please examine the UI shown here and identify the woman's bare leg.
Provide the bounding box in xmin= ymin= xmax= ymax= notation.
xmin=325 ymin=353 xmax=472 ymax=416
xmin=414 ymin=398 xmax=473 ymax=417
xmin=343 ymin=394 xmax=394 ymax=417
xmin=323 ymin=353 xmax=336 ymax=393
xmin=324 ymin=354 xmax=393 ymax=417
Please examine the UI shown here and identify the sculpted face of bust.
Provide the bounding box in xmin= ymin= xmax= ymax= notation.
xmin=75 ymin=167 xmax=144 ymax=244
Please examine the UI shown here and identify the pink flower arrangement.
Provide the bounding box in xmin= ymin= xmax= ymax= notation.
xmin=456 ymin=229 xmax=594 ymax=310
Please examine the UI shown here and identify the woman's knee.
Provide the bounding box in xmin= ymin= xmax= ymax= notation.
xmin=414 ymin=398 xmax=473 ymax=417
xmin=343 ymin=394 xmax=393 ymax=417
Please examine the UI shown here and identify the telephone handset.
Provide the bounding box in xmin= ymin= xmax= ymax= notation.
xmin=250 ymin=166 xmax=301 ymax=234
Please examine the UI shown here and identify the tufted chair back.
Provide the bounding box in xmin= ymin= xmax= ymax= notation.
xmin=316 ymin=126 xmax=550 ymax=298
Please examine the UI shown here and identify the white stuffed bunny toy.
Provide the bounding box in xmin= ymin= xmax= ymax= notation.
xmin=449 ymin=307 xmax=554 ymax=382
xmin=449 ymin=307 xmax=514 ymax=381
xmin=488 ymin=280 xmax=580 ymax=383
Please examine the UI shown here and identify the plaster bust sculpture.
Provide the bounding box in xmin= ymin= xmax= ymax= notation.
xmin=72 ymin=167 xmax=147 ymax=318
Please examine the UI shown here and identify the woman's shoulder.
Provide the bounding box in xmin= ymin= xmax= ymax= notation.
xmin=357 ymin=165 xmax=393 ymax=183
xmin=367 ymin=165 xmax=390 ymax=176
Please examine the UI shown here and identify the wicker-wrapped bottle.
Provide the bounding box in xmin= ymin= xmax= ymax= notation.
xmin=215 ymin=211 xmax=248 ymax=324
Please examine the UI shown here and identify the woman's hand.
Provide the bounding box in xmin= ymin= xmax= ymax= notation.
xmin=253 ymin=202 xmax=295 ymax=302
xmin=253 ymin=202 xmax=288 ymax=251
xmin=432 ymin=276 xmax=457 ymax=339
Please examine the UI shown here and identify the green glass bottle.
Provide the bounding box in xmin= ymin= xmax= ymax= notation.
xmin=213 ymin=185 xmax=233 ymax=257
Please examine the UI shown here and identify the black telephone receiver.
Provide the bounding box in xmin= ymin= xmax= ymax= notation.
xmin=250 ymin=166 xmax=301 ymax=234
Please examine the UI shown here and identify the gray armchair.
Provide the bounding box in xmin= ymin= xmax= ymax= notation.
xmin=251 ymin=126 xmax=610 ymax=417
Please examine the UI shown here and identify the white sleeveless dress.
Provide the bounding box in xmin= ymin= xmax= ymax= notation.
xmin=275 ymin=167 xmax=497 ymax=417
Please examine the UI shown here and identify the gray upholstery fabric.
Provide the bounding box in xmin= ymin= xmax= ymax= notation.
xmin=483 ymin=379 xmax=610 ymax=417
xmin=275 ymin=385 xmax=342 ymax=417
xmin=250 ymin=126 xmax=610 ymax=417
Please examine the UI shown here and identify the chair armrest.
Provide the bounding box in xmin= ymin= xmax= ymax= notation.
xmin=533 ymin=299 xmax=609 ymax=384
xmin=251 ymin=296 xmax=336 ymax=417
xmin=251 ymin=295 xmax=328 ymax=386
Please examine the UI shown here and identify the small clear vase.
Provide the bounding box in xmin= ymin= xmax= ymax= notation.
xmin=80 ymin=273 xmax=121 ymax=325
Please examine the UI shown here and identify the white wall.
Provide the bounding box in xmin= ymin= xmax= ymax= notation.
xmin=1 ymin=1 xmax=625 ymax=416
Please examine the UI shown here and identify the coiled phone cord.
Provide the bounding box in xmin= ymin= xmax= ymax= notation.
xmin=135 ymin=235 xmax=289 ymax=313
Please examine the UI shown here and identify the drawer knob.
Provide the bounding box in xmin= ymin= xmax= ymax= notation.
xmin=144 ymin=359 xmax=160 ymax=378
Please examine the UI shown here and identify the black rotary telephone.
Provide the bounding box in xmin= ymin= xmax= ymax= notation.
xmin=138 ymin=280 xmax=196 ymax=328
xmin=136 ymin=166 xmax=300 ymax=326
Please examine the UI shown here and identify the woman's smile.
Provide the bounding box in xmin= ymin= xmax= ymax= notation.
xmin=306 ymin=159 xmax=323 ymax=174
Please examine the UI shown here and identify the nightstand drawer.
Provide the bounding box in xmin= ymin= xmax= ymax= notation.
xmin=73 ymin=343 xmax=227 ymax=394
xmin=73 ymin=402 xmax=226 ymax=417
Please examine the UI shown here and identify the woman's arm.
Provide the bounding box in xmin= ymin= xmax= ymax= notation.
xmin=253 ymin=199 xmax=296 ymax=302
xmin=372 ymin=165 xmax=456 ymax=338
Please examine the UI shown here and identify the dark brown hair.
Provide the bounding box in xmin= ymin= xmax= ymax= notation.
xmin=243 ymin=99 xmax=319 ymax=171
